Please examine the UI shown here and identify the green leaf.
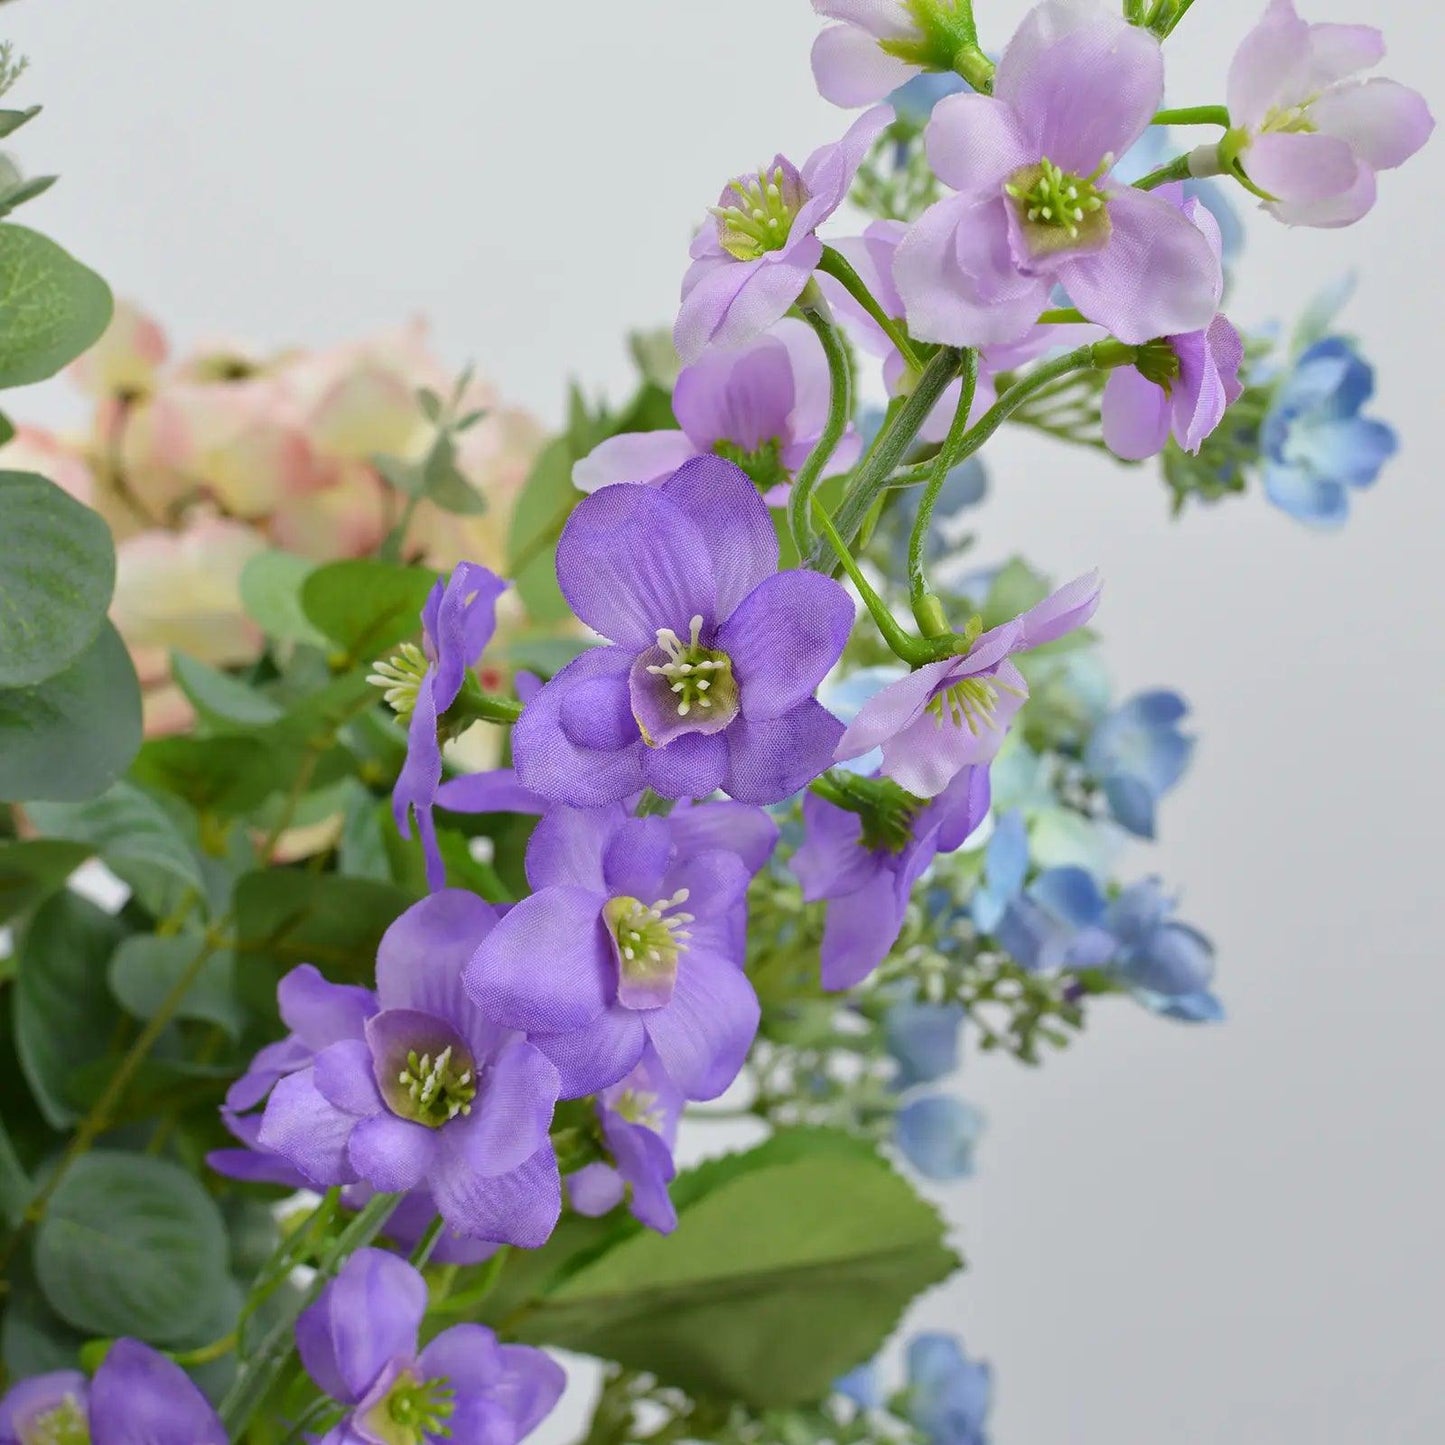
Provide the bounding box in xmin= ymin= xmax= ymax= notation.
xmin=420 ymin=435 xmax=487 ymax=515
xmin=169 ymin=653 xmax=283 ymax=729
xmin=13 ymin=891 xmax=127 ymax=1128
xmin=507 ymin=437 xmax=580 ymax=626
xmin=0 ymin=470 xmax=116 ymax=686
xmin=238 ymin=550 xmax=327 ymax=645
xmin=507 ymin=1129 xmax=960 ymax=1408
xmin=0 ymin=105 xmax=42 ymax=140
xmin=27 ymin=782 xmax=207 ymax=920
xmin=34 ymin=1151 xmax=230 ymax=1344
xmin=109 ymin=934 xmax=245 ymax=1041
xmin=0 ymin=1108 xmax=31 ymax=1227
xmin=0 ymin=223 xmax=113 ymax=387
xmin=301 ymin=559 xmax=439 ymax=662
xmin=129 ymin=734 xmax=281 ymax=816
xmin=0 ymin=839 xmax=92 ymax=925
xmin=0 ymin=621 xmax=142 ymax=804
xmin=1 ymin=1264 xmax=88 ymax=1380
xmin=0 ymin=174 xmax=58 ymax=219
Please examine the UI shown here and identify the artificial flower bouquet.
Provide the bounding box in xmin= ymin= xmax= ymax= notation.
xmin=0 ymin=2 xmax=1428 ymax=1440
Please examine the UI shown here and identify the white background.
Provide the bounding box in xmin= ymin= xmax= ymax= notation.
xmin=4 ymin=1 xmax=1443 ymax=1440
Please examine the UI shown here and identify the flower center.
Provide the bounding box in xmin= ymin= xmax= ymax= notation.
xmin=604 ymin=890 xmax=693 ymax=1010
xmin=713 ymin=437 xmax=790 ymax=497
xmin=395 ymin=1043 xmax=477 ymax=1128
xmin=388 ymin=1374 xmax=456 ymax=1438
xmin=615 ymin=1086 xmax=665 ymax=1132
xmin=927 ymin=675 xmax=1024 ymax=735
xmin=1261 ymin=102 xmax=1317 ymax=136
xmin=646 ymin=615 xmax=737 ymax=722
xmin=368 ymin=642 xmax=430 ymax=717
xmin=21 ymin=1401 xmax=89 ymax=1445
xmin=711 ymin=167 xmax=807 ymax=262
xmin=1005 ymin=157 xmax=1112 ymax=253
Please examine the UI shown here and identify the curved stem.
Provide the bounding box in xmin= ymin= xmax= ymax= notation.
xmin=1152 ymin=105 xmax=1230 ymax=128
xmin=788 ymin=300 xmax=853 ymax=559
xmin=907 ymin=350 xmax=979 ymax=621
xmin=817 ymin=246 xmax=923 ymax=374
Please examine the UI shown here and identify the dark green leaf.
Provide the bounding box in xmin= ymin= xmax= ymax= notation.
xmin=0 ymin=839 xmax=92 ymax=925
xmin=1 ymin=1264 xmax=88 ymax=1379
xmin=507 ymin=437 xmax=580 ymax=626
xmin=0 ymin=409 xmax=14 ymax=447
xmin=130 ymin=734 xmax=283 ymax=815
xmin=109 ymin=934 xmax=245 ymax=1041
xmin=0 ymin=621 xmax=142 ymax=803
xmin=0 ymin=174 xmax=57 ymax=218
xmin=0 ymin=223 xmax=113 ymax=386
xmin=301 ymin=559 xmax=439 ymax=661
xmin=0 ymin=470 xmax=116 ymax=686
xmin=0 ymin=105 xmax=41 ymax=140
xmin=238 ymin=550 xmax=327 ymax=645
xmin=34 ymin=1151 xmax=230 ymax=1344
xmin=0 ymin=1107 xmax=31 ymax=1227
xmin=507 ymin=1130 xmax=959 ymax=1408
xmin=14 ymin=891 xmax=127 ymax=1128
xmin=169 ymin=653 xmax=283 ymax=729
xmin=421 ymin=435 xmax=487 ymax=515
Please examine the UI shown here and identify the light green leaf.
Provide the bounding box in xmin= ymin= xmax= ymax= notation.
xmin=0 ymin=621 xmax=142 ymax=804
xmin=0 ymin=106 xmax=42 ymax=141
xmin=109 ymin=934 xmax=245 ymax=1040
xmin=301 ymin=559 xmax=439 ymax=662
xmin=0 ymin=838 xmax=92 ymax=925
xmin=507 ymin=437 xmax=580 ymax=626
xmin=34 ymin=1151 xmax=230 ymax=1344
xmin=0 ymin=470 xmax=115 ymax=687
xmin=979 ymin=557 xmax=1050 ymax=629
xmin=169 ymin=652 xmax=283 ymax=728
xmin=0 ymin=223 xmax=113 ymax=387
xmin=238 ymin=549 xmax=327 ymax=646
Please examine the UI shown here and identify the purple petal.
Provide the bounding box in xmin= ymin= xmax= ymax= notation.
xmin=313 ymin=1039 xmax=384 ymax=1117
xmin=820 ymin=870 xmax=909 ymax=991
xmin=724 ymin=699 xmax=845 ymax=804
xmin=1 ymin=1374 xmax=88 ymax=1445
xmin=812 ymin=23 xmax=918 ymax=107
xmin=346 ymin=1114 xmax=439 ymax=1193
xmin=573 ymin=431 xmax=700 ymax=493
xmin=659 ymin=456 xmax=778 ymax=618
xmin=1310 ymin=78 xmax=1435 ymax=170
xmin=1243 ymin=131 xmax=1360 ymax=204
xmin=206 ymin=1145 xmax=308 ymax=1188
xmin=643 ymin=952 xmax=760 ymax=1100
xmin=436 ymin=767 xmax=548 ymax=817
xmin=1102 ymin=366 xmax=1169 ymax=461
xmin=295 ymin=1248 xmax=425 ymax=1405
xmin=673 ymin=336 xmax=796 ymax=453
xmin=427 ymin=563 xmax=507 ymax=707
xmin=1057 ymin=186 xmax=1220 ymax=344
xmin=601 ymin=816 xmax=673 ymax=900
xmin=90 ymin=1341 xmax=225 ymax=1445
xmin=531 ymin=1008 xmax=649 ymax=1099
xmin=1267 ymin=165 xmax=1376 ymax=227
xmin=431 ymin=1142 xmax=562 ymax=1248
xmin=556 ymin=482 xmax=718 ymax=648
xmin=835 ymin=657 xmax=958 ymax=761
xmin=930 ymin=762 xmax=993 ymax=853
xmin=392 ymin=674 xmax=445 ymax=889
xmin=667 ymin=799 xmax=779 ymax=875
xmin=675 ymin=248 xmax=822 ymax=366
xmin=420 ymin=1328 xmax=565 ymax=1442
xmin=258 ymin=1069 xmax=357 ymax=1187
xmin=792 ymin=792 xmax=877 ymax=903
xmin=664 ymin=848 xmax=752 ymax=924
xmin=449 ymin=1039 xmax=559 ymax=1177
xmin=1017 ymin=571 xmax=1103 ymax=648
xmin=463 ymin=887 xmax=611 ymax=1033
xmin=526 ymin=804 xmax=624 ymax=893
xmin=225 ymin=1036 xmax=313 ymax=1112
xmin=925 ymin=93 xmax=1032 ymax=192
xmin=719 ymin=570 xmax=853 ymax=722
xmin=641 ymin=730 xmax=731 ymax=799
xmin=607 ymin=1118 xmax=679 ymax=1234
xmin=1228 ymin=0 xmax=1311 ymax=129
xmin=277 ymin=964 xmax=376 ymax=1053
xmin=800 ymin=104 xmax=896 ymax=217
xmin=569 ymin=1162 xmax=626 ymax=1218
xmin=774 ymin=315 xmax=837 ymax=448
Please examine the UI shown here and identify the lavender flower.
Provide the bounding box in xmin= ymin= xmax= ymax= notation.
xmin=512 ymin=457 xmax=853 ymax=808
xmin=894 ymin=0 xmax=1221 ymax=347
xmin=372 ymin=562 xmax=508 ymax=891
xmin=574 ymin=320 xmax=862 ymax=502
xmin=811 ymin=1 xmax=979 ymax=108
xmin=1226 ymin=0 xmax=1432 ymax=227
xmin=568 ymin=1049 xmax=684 ymax=1234
xmin=256 ymin=893 xmax=564 ymax=1248
xmin=297 ymin=1249 xmax=564 ymax=1445
xmin=0 ymin=1341 xmax=225 ymax=1445
xmin=1100 ymin=190 xmax=1245 ymax=462
xmin=674 ymin=107 xmax=893 ymax=364
xmin=793 ymin=765 xmax=991 ymax=990
xmin=835 ymin=572 xmax=1102 ymax=798
xmin=464 ymin=802 xmax=763 ymax=1100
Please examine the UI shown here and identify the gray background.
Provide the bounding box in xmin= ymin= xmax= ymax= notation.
xmin=4 ymin=1 xmax=1442 ymax=1439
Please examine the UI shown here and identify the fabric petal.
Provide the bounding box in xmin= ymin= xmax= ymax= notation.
xmin=724 ymin=699 xmax=845 ymax=804
xmin=276 ymin=964 xmax=376 ymax=1052
xmin=346 ymin=1114 xmax=439 ymax=1194
xmin=1242 ymin=131 xmax=1360 ymax=204
xmin=526 ymin=803 xmax=624 ymax=893
xmin=451 ymin=1039 xmax=560 ymax=1177
xmin=1267 ymin=163 xmax=1376 ymax=227
xmin=258 ymin=1069 xmax=357 ymax=1187
xmin=573 ymin=431 xmax=699 ymax=493
xmin=1102 ymin=366 xmax=1171 ymax=461
xmin=675 ymin=246 xmax=823 ymax=364
xmin=435 ymin=767 xmax=549 ymax=818
xmin=313 ymin=1039 xmax=385 ymax=1117
xmin=531 ymin=1007 xmax=649 ymax=1099
xmin=667 ymin=798 xmax=779 ymax=875
xmin=672 ymin=336 xmax=796 ymax=454
xmin=641 ymin=731 xmax=731 ymax=800
xmin=811 ymin=22 xmax=918 ymax=107
xmin=924 ymin=93 xmax=1033 ymax=193
xmin=1017 ymin=571 xmax=1103 ymax=648
xmin=835 ymin=657 xmax=959 ymax=761
xmin=820 ymin=870 xmax=908 ymax=990
xmin=431 ymin=1142 xmax=562 ymax=1249
xmin=644 ymin=950 xmax=760 ymax=1100
xmin=1227 ymin=0 xmax=1311 ymax=129
xmin=1310 ymin=78 xmax=1435 ymax=171
xmin=90 ymin=1340 xmax=226 ymax=1445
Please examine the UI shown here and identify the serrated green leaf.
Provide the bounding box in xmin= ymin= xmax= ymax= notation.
xmin=0 ymin=223 xmax=113 ymax=387
xmin=0 ymin=621 xmax=142 ymax=804
xmin=109 ymin=933 xmax=245 ymax=1040
xmin=0 ymin=470 xmax=116 ymax=686
xmin=0 ymin=839 xmax=92 ymax=925
xmin=34 ymin=1151 xmax=230 ymax=1344
xmin=301 ymin=559 xmax=439 ymax=662
xmin=238 ymin=550 xmax=327 ymax=645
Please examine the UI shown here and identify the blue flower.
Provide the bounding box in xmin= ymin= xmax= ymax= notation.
xmin=834 ymin=1361 xmax=883 ymax=1411
xmin=1261 ymin=337 xmax=1398 ymax=527
xmin=884 ymin=1002 xmax=966 ymax=1089
xmin=970 ymin=811 xmax=1030 ymax=933
xmin=1085 ymin=691 xmax=1195 ymax=839
xmin=904 ymin=1333 xmax=993 ymax=1445
xmin=895 ymin=1095 xmax=985 ymax=1181
xmin=994 ymin=866 xmax=1118 ymax=972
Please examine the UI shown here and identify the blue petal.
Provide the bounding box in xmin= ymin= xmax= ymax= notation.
xmin=885 ymin=1002 xmax=966 ymax=1089
xmin=1263 ymin=464 xmax=1351 ymax=527
xmin=984 ymin=812 xmax=1030 ymax=898
xmin=1140 ymin=988 xmax=1225 ymax=1023
xmin=906 ymin=1333 xmax=993 ymax=1442
xmin=1104 ymin=775 xmax=1157 ymax=839
xmin=895 ymin=1095 xmax=985 ymax=1182
xmin=1031 ymin=867 xmax=1108 ymax=929
xmin=835 ymin=1362 xmax=883 ymax=1411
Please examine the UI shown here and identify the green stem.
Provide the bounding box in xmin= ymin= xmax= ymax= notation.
xmin=409 ymin=1214 xmax=447 ymax=1269
xmin=1037 ymin=307 xmax=1087 ymax=325
xmin=1135 ymin=152 xmax=1193 ymax=190
xmin=907 ymin=350 xmax=979 ymax=623
xmin=817 ymin=247 xmax=922 ymax=374
xmin=450 ymin=686 xmax=525 ymax=728
xmin=788 ymin=299 xmax=853 ymax=558
xmin=1152 ymin=105 xmax=1230 ymax=129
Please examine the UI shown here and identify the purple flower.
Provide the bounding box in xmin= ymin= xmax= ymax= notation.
xmin=465 ymin=802 xmax=765 ymax=1101
xmin=575 ymin=320 xmax=862 ymax=503
xmin=297 ymin=1249 xmax=564 ymax=1445
xmin=835 ymin=572 xmax=1102 ymax=798
xmin=256 ymin=893 xmax=564 ymax=1248
xmin=0 ymin=1341 xmax=225 ymax=1445
xmin=893 ymin=0 xmax=1221 ymax=347
xmin=810 ymin=1 xmax=975 ymax=108
xmin=376 ymin=562 xmax=508 ymax=892
xmin=1101 ymin=188 xmax=1245 ymax=461
xmin=1227 ymin=0 xmax=1432 ymax=228
xmin=511 ymin=457 xmax=853 ymax=808
xmin=674 ymin=106 xmax=893 ymax=364
xmin=793 ymin=765 xmax=991 ymax=990
xmin=568 ymin=1048 xmax=684 ymax=1234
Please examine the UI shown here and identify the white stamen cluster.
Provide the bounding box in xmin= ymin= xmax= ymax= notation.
xmin=612 ymin=888 xmax=695 ymax=970
xmin=647 ymin=615 xmax=728 ymax=718
xmin=397 ymin=1044 xmax=475 ymax=1125
xmin=367 ymin=642 xmax=429 ymax=717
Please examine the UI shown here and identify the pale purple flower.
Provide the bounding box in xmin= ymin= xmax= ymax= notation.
xmin=1227 ymin=0 xmax=1432 ymax=228
xmin=675 ymin=106 xmax=893 ymax=364
xmin=256 ymin=893 xmax=564 ymax=1248
xmin=511 ymin=457 xmax=853 ymax=808
xmin=793 ymin=765 xmax=991 ymax=990
xmin=835 ymin=572 xmax=1102 ymax=798
xmin=297 ymin=1249 xmax=564 ymax=1445
xmin=574 ymin=320 xmax=862 ymax=502
xmin=465 ymin=803 xmax=763 ymax=1101
xmin=568 ymin=1048 xmax=684 ymax=1234
xmin=0 ymin=1341 xmax=225 ymax=1445
xmin=811 ymin=1 xmax=975 ymax=108
xmin=1100 ymin=188 xmax=1245 ymax=461
xmin=894 ymin=0 xmax=1221 ymax=347
xmin=380 ymin=562 xmax=508 ymax=892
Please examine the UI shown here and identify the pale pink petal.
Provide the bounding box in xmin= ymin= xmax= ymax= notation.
xmin=1243 ymin=131 xmax=1359 ymax=204
xmin=925 ymin=94 xmax=1032 ymax=193
xmin=1267 ymin=164 xmax=1376 ymax=227
xmin=1310 ymin=78 xmax=1435 ymax=171
xmin=1101 ymin=367 xmax=1170 ymax=461
xmin=812 ymin=0 xmax=917 ymax=39
xmin=572 ymin=432 xmax=699 ymax=493
xmin=812 ymin=23 xmax=918 ymax=107
xmin=1228 ymin=0 xmax=1311 ymax=129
